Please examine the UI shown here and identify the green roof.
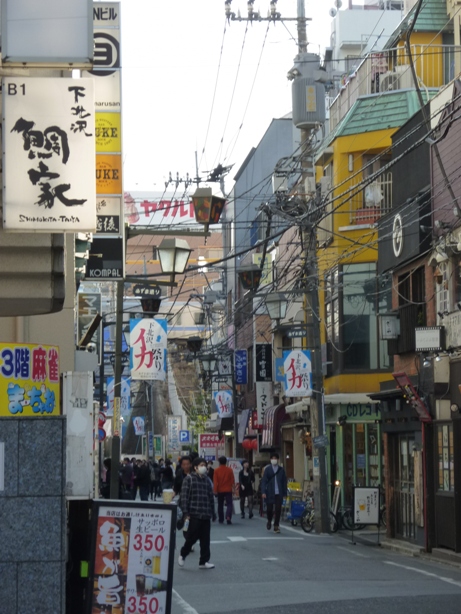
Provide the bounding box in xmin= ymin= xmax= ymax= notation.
xmin=385 ymin=0 xmax=451 ymax=49
xmin=334 ymin=89 xmax=438 ymax=137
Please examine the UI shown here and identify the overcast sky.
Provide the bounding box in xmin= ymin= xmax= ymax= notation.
xmin=120 ymin=0 xmax=333 ymax=193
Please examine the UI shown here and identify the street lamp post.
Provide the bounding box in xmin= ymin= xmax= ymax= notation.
xmin=109 ymin=238 xmax=192 ymax=499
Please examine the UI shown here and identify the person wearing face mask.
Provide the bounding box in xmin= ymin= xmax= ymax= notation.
xmin=260 ymin=452 xmax=287 ymax=533
xmin=178 ymin=457 xmax=217 ymax=570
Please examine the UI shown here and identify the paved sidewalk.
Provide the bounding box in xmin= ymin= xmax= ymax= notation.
xmin=336 ymin=527 xmax=461 ymax=569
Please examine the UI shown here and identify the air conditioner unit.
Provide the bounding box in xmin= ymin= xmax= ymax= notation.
xmin=379 ymin=66 xmax=414 ymax=92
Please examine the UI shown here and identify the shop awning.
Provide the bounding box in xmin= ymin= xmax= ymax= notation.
xmin=260 ymin=403 xmax=286 ymax=450
xmin=285 ymin=399 xmax=310 ymax=415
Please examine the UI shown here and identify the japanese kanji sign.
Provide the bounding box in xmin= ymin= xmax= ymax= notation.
xmin=213 ymin=390 xmax=233 ymax=418
xmin=256 ymin=381 xmax=272 ymax=425
xmin=234 ymin=349 xmax=248 ymax=385
xmin=283 ymin=349 xmax=312 ymax=397
xmin=255 ymin=344 xmax=272 ymax=382
xmin=130 ymin=319 xmax=167 ymax=381
xmin=87 ymin=500 xmax=176 ymax=614
xmin=198 ymin=433 xmax=225 ymax=461
xmin=2 ymin=77 xmax=96 ymax=231
xmin=0 ymin=342 xmax=60 ymax=417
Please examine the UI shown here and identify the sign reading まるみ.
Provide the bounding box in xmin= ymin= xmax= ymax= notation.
xmin=2 ymin=77 xmax=96 ymax=231
xmin=0 ymin=343 xmax=60 ymax=417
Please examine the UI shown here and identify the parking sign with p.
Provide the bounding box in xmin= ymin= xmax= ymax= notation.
xmin=179 ymin=430 xmax=190 ymax=444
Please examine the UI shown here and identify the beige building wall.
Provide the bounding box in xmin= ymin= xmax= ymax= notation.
xmin=0 ymin=235 xmax=76 ymax=372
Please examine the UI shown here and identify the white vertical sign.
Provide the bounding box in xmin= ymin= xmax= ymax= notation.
xmin=63 ymin=372 xmax=94 ymax=498
xmin=130 ymin=318 xmax=167 ymax=381
xmin=283 ymin=350 xmax=313 ymax=397
xmin=2 ymin=77 xmax=96 ymax=231
xmin=256 ymin=381 xmax=273 ymax=425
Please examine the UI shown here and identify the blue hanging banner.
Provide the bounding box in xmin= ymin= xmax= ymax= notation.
xmin=234 ymin=349 xmax=248 ymax=385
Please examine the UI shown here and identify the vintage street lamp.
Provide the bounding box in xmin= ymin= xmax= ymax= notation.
xmin=265 ymin=292 xmax=288 ymax=325
xmin=158 ymin=237 xmax=192 ymax=284
xmin=191 ymin=187 xmax=226 ymax=234
xmin=237 ymin=264 xmax=262 ymax=291
xmin=200 ymin=352 xmax=217 ymax=375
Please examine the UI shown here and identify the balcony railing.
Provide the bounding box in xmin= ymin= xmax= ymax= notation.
xmin=348 ymin=172 xmax=393 ymax=225
xmin=329 ymin=45 xmax=461 ymax=132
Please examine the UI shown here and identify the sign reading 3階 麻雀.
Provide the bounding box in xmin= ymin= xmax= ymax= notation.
xmin=0 ymin=343 xmax=60 ymax=417
xmin=2 ymin=77 xmax=96 ymax=231
xmin=130 ymin=319 xmax=167 ymax=381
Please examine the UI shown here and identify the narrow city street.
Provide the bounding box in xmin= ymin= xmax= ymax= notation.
xmin=171 ymin=516 xmax=461 ymax=614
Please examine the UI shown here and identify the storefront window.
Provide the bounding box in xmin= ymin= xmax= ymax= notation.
xmin=342 ymin=263 xmax=378 ymax=370
xmin=437 ymin=424 xmax=454 ymax=492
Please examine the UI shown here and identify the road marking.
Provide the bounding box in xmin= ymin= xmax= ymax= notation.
xmin=248 ymin=537 xmax=304 ymax=541
xmin=254 ymin=516 xmax=332 ymax=537
xmin=262 ymin=557 xmax=279 ymax=561
xmin=384 ymin=561 xmax=461 ymax=588
xmin=172 ymin=589 xmax=200 ymax=614
xmin=228 ymin=536 xmax=247 ymax=542
xmin=337 ymin=546 xmax=370 ymax=558
xmin=210 ymin=540 xmax=231 ymax=544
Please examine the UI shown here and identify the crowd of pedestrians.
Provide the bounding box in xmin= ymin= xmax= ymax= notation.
xmin=100 ymin=452 xmax=289 ymax=571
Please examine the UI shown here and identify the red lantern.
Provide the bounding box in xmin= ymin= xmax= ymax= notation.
xmin=251 ymin=439 xmax=258 ymax=450
xmin=242 ymin=439 xmax=252 ymax=450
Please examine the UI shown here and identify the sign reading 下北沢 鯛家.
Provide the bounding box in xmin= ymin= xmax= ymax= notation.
xmin=3 ymin=77 xmax=96 ymax=231
xmin=283 ymin=349 xmax=312 ymax=397
xmin=0 ymin=343 xmax=60 ymax=417
xmin=88 ymin=500 xmax=176 ymax=614
xmin=130 ymin=318 xmax=167 ymax=381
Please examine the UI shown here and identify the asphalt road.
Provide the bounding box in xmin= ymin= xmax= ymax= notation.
xmin=171 ymin=514 xmax=461 ymax=614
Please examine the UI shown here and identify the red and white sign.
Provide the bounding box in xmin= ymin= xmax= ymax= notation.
xmin=125 ymin=192 xmax=197 ymax=228
xmin=199 ymin=433 xmax=225 ymax=461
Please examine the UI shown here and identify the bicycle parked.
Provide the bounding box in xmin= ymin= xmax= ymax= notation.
xmin=300 ymin=493 xmax=338 ymax=533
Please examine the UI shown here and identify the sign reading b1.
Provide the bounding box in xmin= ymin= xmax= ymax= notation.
xmin=179 ymin=430 xmax=190 ymax=443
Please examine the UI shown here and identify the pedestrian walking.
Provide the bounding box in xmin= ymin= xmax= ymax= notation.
xmin=134 ymin=459 xmax=151 ymax=501
xmin=238 ymin=460 xmax=255 ymax=519
xmin=160 ymin=458 xmax=174 ymax=490
xmin=260 ymin=452 xmax=287 ymax=534
xmin=120 ymin=457 xmax=133 ymax=497
xmin=178 ymin=457 xmax=216 ymax=570
xmin=213 ymin=456 xmax=235 ymax=524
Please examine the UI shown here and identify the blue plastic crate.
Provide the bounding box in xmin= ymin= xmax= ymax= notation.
xmin=288 ymin=500 xmax=306 ymax=520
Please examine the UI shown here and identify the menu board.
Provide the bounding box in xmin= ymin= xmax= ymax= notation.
xmin=87 ymin=501 xmax=176 ymax=614
xmin=353 ymin=487 xmax=380 ymax=526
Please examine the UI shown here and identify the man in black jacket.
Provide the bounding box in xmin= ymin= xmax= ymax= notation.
xmin=178 ymin=457 xmax=216 ymax=570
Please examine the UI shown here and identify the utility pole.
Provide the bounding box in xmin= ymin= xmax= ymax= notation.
xmin=110 ymin=280 xmax=124 ymax=499
xmin=295 ymin=0 xmax=330 ymax=534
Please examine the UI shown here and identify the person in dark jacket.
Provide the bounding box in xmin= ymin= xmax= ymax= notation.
xmin=178 ymin=457 xmax=216 ymax=570
xmin=134 ymin=459 xmax=151 ymax=501
xmin=120 ymin=457 xmax=133 ymax=496
xmin=238 ymin=460 xmax=255 ymax=519
xmin=160 ymin=459 xmax=174 ymax=490
xmin=174 ymin=456 xmax=192 ymax=497
xmin=101 ymin=458 xmax=123 ymax=499
xmin=260 ymin=452 xmax=287 ymax=533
